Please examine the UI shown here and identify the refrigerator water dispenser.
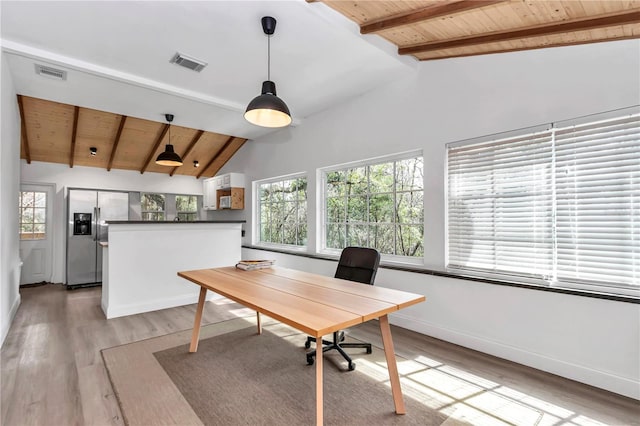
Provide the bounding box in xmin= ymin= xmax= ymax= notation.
xmin=73 ymin=213 xmax=92 ymax=235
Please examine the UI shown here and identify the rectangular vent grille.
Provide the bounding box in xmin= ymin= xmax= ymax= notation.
xmin=35 ymin=64 xmax=67 ymax=80
xmin=170 ymin=52 xmax=207 ymax=72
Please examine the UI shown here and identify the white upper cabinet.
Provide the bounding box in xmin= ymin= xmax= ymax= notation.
xmin=222 ymin=173 xmax=244 ymax=189
xmin=203 ymin=173 xmax=244 ymax=210
xmin=203 ymin=177 xmax=217 ymax=210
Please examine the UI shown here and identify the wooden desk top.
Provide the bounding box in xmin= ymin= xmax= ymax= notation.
xmin=178 ymin=266 xmax=425 ymax=338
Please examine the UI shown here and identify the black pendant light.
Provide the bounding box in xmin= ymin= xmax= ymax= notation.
xmin=155 ymin=114 xmax=183 ymax=167
xmin=244 ymin=16 xmax=292 ymax=128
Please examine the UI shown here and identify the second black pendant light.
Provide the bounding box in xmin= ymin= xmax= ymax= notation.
xmin=155 ymin=114 xmax=183 ymax=167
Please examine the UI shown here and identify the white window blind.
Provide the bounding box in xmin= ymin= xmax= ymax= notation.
xmin=447 ymin=110 xmax=640 ymax=296
xmin=554 ymin=114 xmax=640 ymax=290
xmin=448 ymin=131 xmax=554 ymax=278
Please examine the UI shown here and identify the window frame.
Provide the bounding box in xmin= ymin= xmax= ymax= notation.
xmin=318 ymin=150 xmax=424 ymax=265
xmin=252 ymin=172 xmax=308 ymax=250
xmin=446 ymin=107 xmax=640 ymax=298
xmin=175 ymin=194 xmax=198 ymax=222
xmin=141 ymin=192 xmax=166 ymax=221
xmin=19 ymin=190 xmax=48 ymax=240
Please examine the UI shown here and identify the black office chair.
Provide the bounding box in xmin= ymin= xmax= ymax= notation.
xmin=305 ymin=246 xmax=381 ymax=371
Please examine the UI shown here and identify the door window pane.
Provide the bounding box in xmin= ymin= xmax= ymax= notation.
xmin=19 ymin=191 xmax=47 ymax=240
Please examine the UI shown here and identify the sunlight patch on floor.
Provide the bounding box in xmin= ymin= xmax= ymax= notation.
xmin=200 ymin=310 xmax=617 ymax=426
xmin=353 ymin=358 xmax=393 ymax=382
xmin=570 ymin=415 xmax=610 ymax=426
xmin=348 ymin=351 xmax=612 ymax=426
xmin=394 ymin=358 xmax=431 ymax=375
xmin=494 ymin=386 xmax=574 ymax=419
xmin=228 ymin=307 xmax=256 ymax=317
xmin=464 ymin=391 xmax=543 ymax=424
xmin=409 ymin=368 xmax=486 ymax=400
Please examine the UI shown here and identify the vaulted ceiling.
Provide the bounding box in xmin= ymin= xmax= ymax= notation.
xmin=3 ymin=1 xmax=639 ymax=178
xmin=317 ymin=0 xmax=640 ymax=61
xmin=18 ymin=96 xmax=246 ymax=179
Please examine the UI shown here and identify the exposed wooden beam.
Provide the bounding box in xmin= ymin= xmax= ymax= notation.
xmin=17 ymin=95 xmax=31 ymax=164
xmin=140 ymin=123 xmax=169 ymax=174
xmin=196 ymin=136 xmax=235 ymax=179
xmin=107 ymin=115 xmax=127 ymax=171
xmin=418 ymin=34 xmax=640 ymax=61
xmin=361 ymin=0 xmax=505 ymax=34
xmin=399 ymin=10 xmax=640 ymax=56
xmin=170 ymin=130 xmax=205 ymax=177
xmin=69 ymin=106 xmax=80 ymax=168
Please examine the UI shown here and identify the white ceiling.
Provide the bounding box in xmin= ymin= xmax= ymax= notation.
xmin=1 ymin=0 xmax=416 ymax=140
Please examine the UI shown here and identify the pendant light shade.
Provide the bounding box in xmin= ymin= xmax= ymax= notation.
xmin=155 ymin=144 xmax=182 ymax=166
xmin=155 ymin=114 xmax=183 ymax=167
xmin=244 ymin=16 xmax=291 ymax=128
xmin=244 ymin=81 xmax=291 ymax=128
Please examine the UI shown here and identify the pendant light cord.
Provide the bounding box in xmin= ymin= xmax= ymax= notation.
xmin=267 ymin=33 xmax=271 ymax=81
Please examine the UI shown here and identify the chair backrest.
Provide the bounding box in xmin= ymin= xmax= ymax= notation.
xmin=334 ymin=246 xmax=381 ymax=285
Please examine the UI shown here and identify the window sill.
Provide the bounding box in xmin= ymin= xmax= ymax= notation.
xmin=242 ymin=244 xmax=639 ymax=305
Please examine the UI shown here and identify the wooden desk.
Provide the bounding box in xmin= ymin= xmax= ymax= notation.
xmin=178 ymin=266 xmax=426 ymax=425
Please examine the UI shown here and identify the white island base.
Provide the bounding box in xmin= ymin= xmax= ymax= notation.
xmin=101 ymin=221 xmax=243 ymax=319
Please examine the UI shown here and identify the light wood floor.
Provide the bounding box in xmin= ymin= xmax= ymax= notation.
xmin=1 ymin=284 xmax=638 ymax=426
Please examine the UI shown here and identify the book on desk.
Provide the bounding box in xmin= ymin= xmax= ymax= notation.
xmin=235 ymin=259 xmax=275 ymax=271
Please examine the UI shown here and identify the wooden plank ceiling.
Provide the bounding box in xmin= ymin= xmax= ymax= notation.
xmin=18 ymin=95 xmax=247 ymax=179
xmin=313 ymin=0 xmax=640 ymax=61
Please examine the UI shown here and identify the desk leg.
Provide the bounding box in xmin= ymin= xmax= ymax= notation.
xmin=315 ymin=339 xmax=323 ymax=426
xmin=379 ymin=315 xmax=406 ymax=414
xmin=189 ymin=287 xmax=208 ymax=353
xmin=256 ymin=312 xmax=262 ymax=335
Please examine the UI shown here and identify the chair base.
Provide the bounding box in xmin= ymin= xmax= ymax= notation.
xmin=305 ymin=331 xmax=372 ymax=371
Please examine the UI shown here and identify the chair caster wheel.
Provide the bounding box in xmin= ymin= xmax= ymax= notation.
xmin=348 ymin=362 xmax=356 ymax=371
xmin=304 ymin=341 xmax=311 ymax=349
xmin=307 ymin=356 xmax=314 ymax=366
xmin=366 ymin=347 xmax=372 ymax=354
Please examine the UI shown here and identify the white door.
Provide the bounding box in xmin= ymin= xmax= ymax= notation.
xmin=19 ymin=183 xmax=54 ymax=285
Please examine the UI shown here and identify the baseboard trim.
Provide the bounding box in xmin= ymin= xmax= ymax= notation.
xmin=390 ymin=312 xmax=640 ymax=400
xmin=1 ymin=294 xmax=21 ymax=347
xmin=104 ymin=292 xmax=221 ymax=319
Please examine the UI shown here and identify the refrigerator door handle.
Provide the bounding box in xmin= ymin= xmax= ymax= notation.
xmin=93 ymin=206 xmax=98 ymax=241
xmin=97 ymin=207 xmax=102 ymax=242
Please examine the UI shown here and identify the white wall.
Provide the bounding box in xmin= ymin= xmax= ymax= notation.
xmin=0 ymin=54 xmax=22 ymax=346
xmin=229 ymin=40 xmax=640 ymax=398
xmin=20 ymin=162 xmax=204 ymax=283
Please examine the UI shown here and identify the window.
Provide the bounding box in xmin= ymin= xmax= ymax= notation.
xmin=19 ymin=191 xmax=47 ymax=240
xmin=176 ymin=195 xmax=198 ymax=221
xmin=256 ymin=176 xmax=307 ymax=247
xmin=141 ymin=193 xmax=165 ymax=221
xmin=321 ymin=152 xmax=424 ymax=259
xmin=447 ymin=109 xmax=639 ymax=296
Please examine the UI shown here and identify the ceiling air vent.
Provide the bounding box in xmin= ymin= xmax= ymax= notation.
xmin=170 ymin=52 xmax=207 ymax=72
xmin=34 ymin=64 xmax=67 ymax=81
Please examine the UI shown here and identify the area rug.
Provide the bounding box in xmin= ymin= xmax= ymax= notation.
xmin=102 ymin=316 xmax=451 ymax=425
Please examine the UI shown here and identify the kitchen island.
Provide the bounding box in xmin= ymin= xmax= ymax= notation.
xmin=101 ymin=220 xmax=244 ymax=319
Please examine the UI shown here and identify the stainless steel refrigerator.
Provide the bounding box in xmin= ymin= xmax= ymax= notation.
xmin=67 ymin=189 xmax=129 ymax=288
